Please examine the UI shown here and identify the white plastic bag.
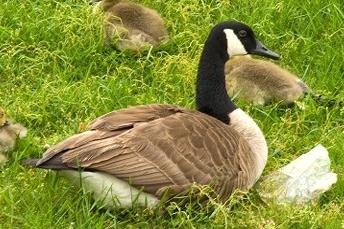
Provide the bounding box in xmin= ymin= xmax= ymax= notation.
xmin=257 ymin=144 xmax=337 ymax=205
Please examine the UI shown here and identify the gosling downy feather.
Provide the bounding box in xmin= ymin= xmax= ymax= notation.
xmin=91 ymin=0 xmax=169 ymax=51
xmin=225 ymin=55 xmax=312 ymax=105
xmin=23 ymin=21 xmax=279 ymax=209
xmin=0 ymin=107 xmax=27 ymax=162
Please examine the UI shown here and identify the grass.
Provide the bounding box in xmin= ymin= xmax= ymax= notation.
xmin=0 ymin=0 xmax=343 ymax=228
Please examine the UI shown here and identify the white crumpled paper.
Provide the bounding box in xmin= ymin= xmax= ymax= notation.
xmin=257 ymin=144 xmax=337 ymax=205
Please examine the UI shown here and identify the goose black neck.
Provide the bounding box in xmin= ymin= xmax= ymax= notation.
xmin=196 ymin=36 xmax=237 ymax=124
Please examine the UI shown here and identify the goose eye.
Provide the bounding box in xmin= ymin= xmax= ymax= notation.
xmin=238 ymin=30 xmax=247 ymax=38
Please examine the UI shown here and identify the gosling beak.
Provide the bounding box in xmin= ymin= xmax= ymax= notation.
xmin=0 ymin=120 xmax=9 ymax=127
xmin=89 ymin=0 xmax=101 ymax=5
xmin=251 ymin=38 xmax=280 ymax=60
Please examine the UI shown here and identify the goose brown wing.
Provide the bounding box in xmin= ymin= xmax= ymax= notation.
xmin=37 ymin=104 xmax=254 ymax=199
xmin=38 ymin=104 xmax=183 ymax=163
xmin=88 ymin=104 xmax=183 ymax=131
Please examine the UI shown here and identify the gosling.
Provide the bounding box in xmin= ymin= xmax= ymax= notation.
xmin=225 ymin=55 xmax=312 ymax=105
xmin=0 ymin=107 xmax=27 ymax=162
xmin=91 ymin=0 xmax=169 ymax=51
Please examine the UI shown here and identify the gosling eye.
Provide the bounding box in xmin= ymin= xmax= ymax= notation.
xmin=238 ymin=30 xmax=247 ymax=38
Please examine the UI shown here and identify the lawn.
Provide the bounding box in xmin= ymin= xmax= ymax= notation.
xmin=0 ymin=0 xmax=343 ymax=228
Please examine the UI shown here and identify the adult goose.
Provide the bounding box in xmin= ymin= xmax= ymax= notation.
xmin=91 ymin=0 xmax=169 ymax=51
xmin=225 ymin=55 xmax=312 ymax=105
xmin=23 ymin=21 xmax=279 ymax=209
xmin=0 ymin=107 xmax=27 ymax=163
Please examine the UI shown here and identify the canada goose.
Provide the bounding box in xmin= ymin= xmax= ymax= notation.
xmin=91 ymin=0 xmax=169 ymax=51
xmin=225 ymin=55 xmax=312 ymax=105
xmin=0 ymin=107 xmax=27 ymax=162
xmin=23 ymin=21 xmax=279 ymax=209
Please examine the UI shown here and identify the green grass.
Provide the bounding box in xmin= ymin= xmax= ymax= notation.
xmin=1 ymin=0 xmax=343 ymax=228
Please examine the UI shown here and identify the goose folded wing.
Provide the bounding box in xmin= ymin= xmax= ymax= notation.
xmin=88 ymin=104 xmax=183 ymax=131
xmin=37 ymin=107 xmax=253 ymax=199
xmin=38 ymin=104 xmax=183 ymax=163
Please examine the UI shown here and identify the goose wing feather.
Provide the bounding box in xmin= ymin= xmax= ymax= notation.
xmin=36 ymin=104 xmax=256 ymax=200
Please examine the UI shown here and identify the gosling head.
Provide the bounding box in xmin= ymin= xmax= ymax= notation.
xmin=0 ymin=107 xmax=7 ymax=127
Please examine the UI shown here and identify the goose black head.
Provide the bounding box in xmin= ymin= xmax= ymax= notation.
xmin=209 ymin=21 xmax=280 ymax=61
xmin=196 ymin=21 xmax=279 ymax=124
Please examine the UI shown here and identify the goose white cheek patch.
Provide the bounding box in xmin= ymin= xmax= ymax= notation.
xmin=224 ymin=29 xmax=248 ymax=57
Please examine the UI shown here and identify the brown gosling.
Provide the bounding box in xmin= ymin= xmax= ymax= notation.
xmin=225 ymin=55 xmax=312 ymax=105
xmin=0 ymin=107 xmax=27 ymax=163
xmin=92 ymin=0 xmax=169 ymax=51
